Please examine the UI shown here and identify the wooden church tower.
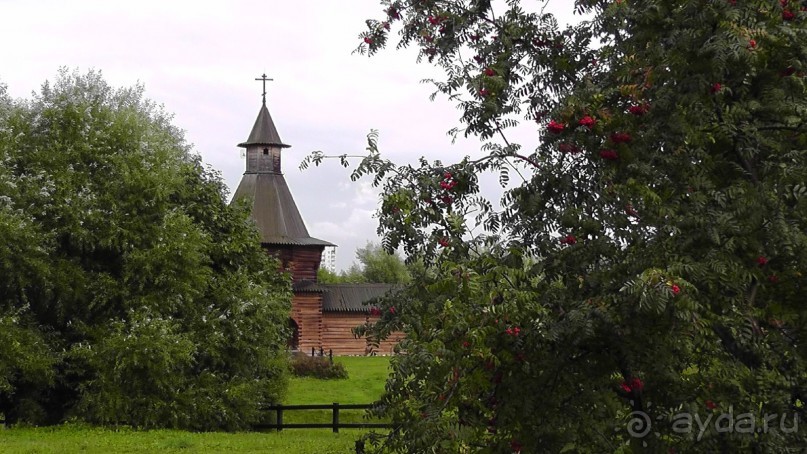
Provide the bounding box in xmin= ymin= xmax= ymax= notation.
xmin=232 ymin=77 xmax=333 ymax=352
xmin=231 ymin=77 xmax=402 ymax=355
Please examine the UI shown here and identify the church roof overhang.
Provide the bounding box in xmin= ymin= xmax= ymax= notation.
xmin=232 ymin=172 xmax=334 ymax=247
xmin=261 ymin=237 xmax=334 ymax=247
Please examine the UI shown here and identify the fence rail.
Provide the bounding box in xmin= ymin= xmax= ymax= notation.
xmin=1 ymin=404 xmax=391 ymax=434
xmin=255 ymin=403 xmax=394 ymax=433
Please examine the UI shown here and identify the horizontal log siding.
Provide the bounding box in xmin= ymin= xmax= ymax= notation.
xmin=289 ymin=247 xmax=322 ymax=283
xmin=291 ymin=293 xmax=323 ymax=352
xmin=321 ymin=313 xmax=367 ymax=355
xmin=322 ymin=313 xmax=403 ymax=355
xmin=264 ymin=245 xmax=323 ymax=283
xmin=377 ymin=330 xmax=404 ymax=355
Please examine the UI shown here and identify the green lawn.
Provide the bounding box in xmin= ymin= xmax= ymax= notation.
xmin=0 ymin=356 xmax=392 ymax=453
xmin=284 ymin=356 xmax=391 ymax=425
xmin=0 ymin=425 xmax=365 ymax=453
xmin=287 ymin=356 xmax=390 ymax=404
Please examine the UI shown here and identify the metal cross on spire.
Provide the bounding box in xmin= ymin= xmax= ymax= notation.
xmin=255 ymin=73 xmax=273 ymax=103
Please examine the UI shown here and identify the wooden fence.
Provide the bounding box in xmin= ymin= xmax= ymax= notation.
xmin=0 ymin=404 xmax=392 ymax=434
xmin=255 ymin=403 xmax=393 ymax=433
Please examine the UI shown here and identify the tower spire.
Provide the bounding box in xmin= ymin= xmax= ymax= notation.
xmin=238 ymin=74 xmax=289 ymax=150
xmin=255 ymin=73 xmax=273 ymax=104
xmin=231 ymin=78 xmax=334 ymax=249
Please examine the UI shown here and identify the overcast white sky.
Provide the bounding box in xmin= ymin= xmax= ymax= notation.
xmin=1 ymin=0 xmax=577 ymax=271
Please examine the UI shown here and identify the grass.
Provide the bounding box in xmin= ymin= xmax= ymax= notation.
xmin=0 ymin=356 xmax=392 ymax=453
xmin=284 ymin=356 xmax=391 ymax=425
xmin=0 ymin=425 xmax=365 ymax=453
xmin=287 ymin=356 xmax=390 ymax=404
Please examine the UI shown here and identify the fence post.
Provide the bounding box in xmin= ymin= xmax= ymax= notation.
xmin=333 ymin=402 xmax=340 ymax=433
xmin=276 ymin=406 xmax=283 ymax=432
xmin=311 ymin=347 xmax=315 ymax=357
xmin=329 ymin=349 xmax=333 ymax=364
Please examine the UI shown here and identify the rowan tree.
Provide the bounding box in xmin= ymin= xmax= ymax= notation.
xmin=306 ymin=0 xmax=807 ymax=451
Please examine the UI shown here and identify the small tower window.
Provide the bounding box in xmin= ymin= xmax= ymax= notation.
xmin=263 ymin=148 xmax=269 ymax=155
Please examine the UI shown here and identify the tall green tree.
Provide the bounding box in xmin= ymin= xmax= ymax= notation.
xmin=353 ymin=242 xmax=411 ymax=284
xmin=317 ymin=242 xmax=411 ymax=284
xmin=317 ymin=267 xmax=348 ymax=283
xmin=306 ymin=0 xmax=807 ymax=451
xmin=0 ymin=70 xmax=291 ymax=430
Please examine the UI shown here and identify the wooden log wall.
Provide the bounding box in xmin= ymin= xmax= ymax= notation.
xmin=263 ymin=243 xmax=405 ymax=355
xmin=377 ymin=329 xmax=404 ymax=355
xmin=291 ymin=293 xmax=323 ymax=352
xmin=322 ymin=313 xmax=403 ymax=355
xmin=321 ymin=313 xmax=366 ymax=356
xmin=265 ymin=245 xmax=324 ymax=283
xmin=289 ymin=246 xmax=323 ymax=283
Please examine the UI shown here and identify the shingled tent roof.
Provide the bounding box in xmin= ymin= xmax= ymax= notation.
xmin=231 ymin=100 xmax=333 ymax=247
xmin=232 ymin=174 xmax=334 ymax=246
xmin=293 ymin=283 xmax=397 ymax=312
xmin=238 ymin=102 xmax=290 ymax=148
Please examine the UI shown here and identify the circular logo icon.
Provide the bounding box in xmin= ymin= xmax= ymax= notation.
xmin=627 ymin=411 xmax=652 ymax=438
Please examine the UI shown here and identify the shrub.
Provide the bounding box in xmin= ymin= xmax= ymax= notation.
xmin=291 ymin=355 xmax=348 ymax=380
